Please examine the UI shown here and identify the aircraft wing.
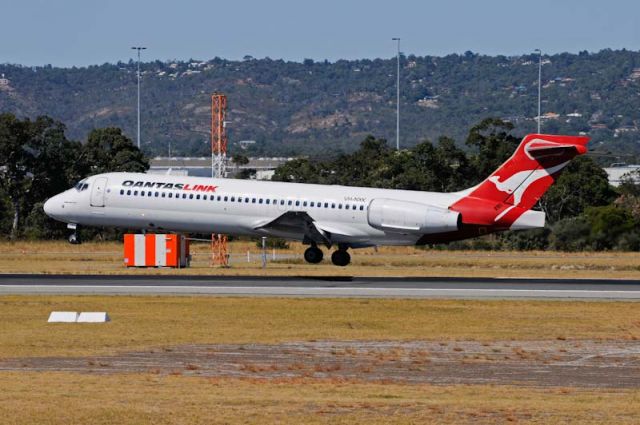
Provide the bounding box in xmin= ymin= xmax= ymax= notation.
xmin=254 ymin=211 xmax=332 ymax=247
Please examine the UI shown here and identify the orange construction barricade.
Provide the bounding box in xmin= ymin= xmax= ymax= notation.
xmin=123 ymin=234 xmax=190 ymax=268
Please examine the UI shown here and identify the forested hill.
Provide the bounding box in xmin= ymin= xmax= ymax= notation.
xmin=1 ymin=49 xmax=640 ymax=159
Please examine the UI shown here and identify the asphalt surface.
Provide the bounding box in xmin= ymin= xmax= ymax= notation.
xmin=1 ymin=274 xmax=640 ymax=299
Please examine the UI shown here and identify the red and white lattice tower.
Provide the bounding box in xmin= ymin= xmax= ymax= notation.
xmin=211 ymin=93 xmax=229 ymax=266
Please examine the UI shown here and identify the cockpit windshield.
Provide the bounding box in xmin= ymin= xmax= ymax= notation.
xmin=74 ymin=180 xmax=90 ymax=191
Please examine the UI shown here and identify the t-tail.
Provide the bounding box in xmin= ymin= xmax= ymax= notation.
xmin=450 ymin=134 xmax=589 ymax=231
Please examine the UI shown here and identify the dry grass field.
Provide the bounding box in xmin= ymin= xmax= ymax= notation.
xmin=0 ymin=240 xmax=639 ymax=278
xmin=1 ymin=296 xmax=639 ymax=358
xmin=2 ymin=372 xmax=639 ymax=424
xmin=0 ymin=296 xmax=639 ymax=424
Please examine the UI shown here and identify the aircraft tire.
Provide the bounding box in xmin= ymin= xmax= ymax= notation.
xmin=68 ymin=233 xmax=81 ymax=245
xmin=304 ymin=246 xmax=323 ymax=264
xmin=331 ymin=249 xmax=350 ymax=267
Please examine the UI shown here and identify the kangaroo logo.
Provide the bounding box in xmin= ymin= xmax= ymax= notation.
xmin=489 ymin=161 xmax=568 ymax=221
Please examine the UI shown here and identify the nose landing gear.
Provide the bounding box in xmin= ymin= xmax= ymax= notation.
xmin=67 ymin=223 xmax=81 ymax=245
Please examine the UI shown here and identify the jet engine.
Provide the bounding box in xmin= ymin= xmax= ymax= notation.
xmin=367 ymin=198 xmax=462 ymax=234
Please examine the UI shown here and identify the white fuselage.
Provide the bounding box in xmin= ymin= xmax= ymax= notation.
xmin=44 ymin=172 xmax=464 ymax=247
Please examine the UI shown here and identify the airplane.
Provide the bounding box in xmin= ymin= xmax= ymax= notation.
xmin=44 ymin=133 xmax=588 ymax=266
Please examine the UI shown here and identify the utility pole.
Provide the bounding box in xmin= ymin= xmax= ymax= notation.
xmin=392 ymin=37 xmax=401 ymax=150
xmin=131 ymin=46 xmax=147 ymax=149
xmin=534 ymin=49 xmax=542 ymax=133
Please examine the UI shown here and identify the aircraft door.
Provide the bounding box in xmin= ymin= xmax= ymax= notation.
xmin=90 ymin=177 xmax=108 ymax=207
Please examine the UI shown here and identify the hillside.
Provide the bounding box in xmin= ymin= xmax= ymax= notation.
xmin=1 ymin=49 xmax=640 ymax=159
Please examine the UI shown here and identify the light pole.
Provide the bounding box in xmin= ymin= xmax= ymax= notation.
xmin=534 ymin=49 xmax=542 ymax=133
xmin=131 ymin=46 xmax=147 ymax=149
xmin=392 ymin=37 xmax=401 ymax=150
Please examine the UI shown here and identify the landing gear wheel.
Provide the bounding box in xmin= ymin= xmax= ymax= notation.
xmin=304 ymin=246 xmax=324 ymax=264
xmin=68 ymin=233 xmax=81 ymax=245
xmin=331 ymin=249 xmax=351 ymax=267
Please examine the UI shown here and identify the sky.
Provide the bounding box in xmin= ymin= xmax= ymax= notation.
xmin=1 ymin=0 xmax=639 ymax=67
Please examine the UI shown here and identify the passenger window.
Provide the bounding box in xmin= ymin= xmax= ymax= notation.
xmin=210 ymin=195 xmax=215 ymax=201
xmin=217 ymin=196 xmax=222 ymax=201
xmin=252 ymin=198 xmax=256 ymax=203
xmin=127 ymin=190 xmax=131 ymax=195
xmin=168 ymin=193 xmax=173 ymax=198
xmin=295 ymin=200 xmax=300 ymax=206
xmin=141 ymin=191 xmax=145 ymax=196
xmin=324 ymin=202 xmax=329 ymax=208
xmin=265 ymin=199 xmax=270 ymax=205
xmin=280 ymin=200 xmax=285 ymax=205
xmin=134 ymin=191 xmax=138 ymax=196
xmin=288 ymin=200 xmax=292 ymax=206
xmin=310 ymin=201 xmax=314 ymax=207
xmin=318 ymin=202 xmax=322 ymax=208
xmin=155 ymin=192 xmax=159 ymax=197
xmin=259 ymin=199 xmax=263 ymax=204
xmin=161 ymin=192 xmax=165 ymax=198
xmin=188 ymin=194 xmax=193 ymax=199
xmin=238 ymin=197 xmax=243 ymax=202
xmin=331 ymin=203 xmax=336 ymax=209
xmin=245 ymin=198 xmax=249 ymax=203
xmin=224 ymin=196 xmax=228 ymax=201
xmin=359 ymin=205 xmax=364 ymax=210
xmin=303 ymin=201 xmax=307 ymax=207
xmin=352 ymin=205 xmax=356 ymax=210
xmin=182 ymin=194 xmax=187 ymax=199
xmin=345 ymin=204 xmax=349 ymax=209
xmin=196 ymin=194 xmax=200 ymax=200
xmin=120 ymin=189 xmax=124 ymax=195
xmin=338 ymin=204 xmax=342 ymax=209
xmin=230 ymin=196 xmax=235 ymax=202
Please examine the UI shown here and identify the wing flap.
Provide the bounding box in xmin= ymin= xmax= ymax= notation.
xmin=254 ymin=211 xmax=331 ymax=246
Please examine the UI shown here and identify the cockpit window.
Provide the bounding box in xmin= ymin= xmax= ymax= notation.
xmin=74 ymin=180 xmax=90 ymax=191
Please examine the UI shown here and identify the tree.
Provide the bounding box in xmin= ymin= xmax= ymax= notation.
xmin=83 ymin=128 xmax=149 ymax=174
xmin=539 ymin=156 xmax=617 ymax=224
xmin=0 ymin=114 xmax=85 ymax=239
xmin=465 ymin=118 xmax=520 ymax=183
xmin=272 ymin=158 xmax=321 ymax=183
xmin=585 ymin=205 xmax=636 ymax=250
xmin=0 ymin=118 xmax=150 ymax=240
xmin=232 ymin=154 xmax=250 ymax=166
xmin=0 ymin=113 xmax=33 ymax=238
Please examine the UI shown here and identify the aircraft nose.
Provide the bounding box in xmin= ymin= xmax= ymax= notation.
xmin=43 ymin=196 xmax=62 ymax=218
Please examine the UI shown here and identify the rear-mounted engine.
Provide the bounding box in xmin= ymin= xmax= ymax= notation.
xmin=367 ymin=198 xmax=462 ymax=235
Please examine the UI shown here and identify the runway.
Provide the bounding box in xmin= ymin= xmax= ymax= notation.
xmin=1 ymin=274 xmax=640 ymax=299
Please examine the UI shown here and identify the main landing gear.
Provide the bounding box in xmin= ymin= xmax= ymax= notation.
xmin=303 ymin=244 xmax=351 ymax=266
xmin=67 ymin=223 xmax=81 ymax=245
xmin=331 ymin=248 xmax=350 ymax=267
xmin=304 ymin=246 xmax=324 ymax=264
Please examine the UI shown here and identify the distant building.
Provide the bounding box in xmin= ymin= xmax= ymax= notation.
xmin=604 ymin=165 xmax=640 ymax=187
xmin=148 ymin=156 xmax=290 ymax=179
xmin=237 ymin=140 xmax=256 ymax=150
xmin=0 ymin=73 xmax=9 ymax=87
xmin=541 ymin=112 xmax=560 ymax=120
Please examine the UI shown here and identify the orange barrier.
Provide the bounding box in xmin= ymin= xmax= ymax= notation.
xmin=123 ymin=234 xmax=189 ymax=268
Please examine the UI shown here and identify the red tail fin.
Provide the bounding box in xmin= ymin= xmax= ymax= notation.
xmin=450 ymin=134 xmax=589 ymax=227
